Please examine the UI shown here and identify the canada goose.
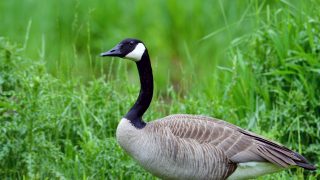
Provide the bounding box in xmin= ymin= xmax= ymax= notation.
xmin=100 ymin=38 xmax=316 ymax=180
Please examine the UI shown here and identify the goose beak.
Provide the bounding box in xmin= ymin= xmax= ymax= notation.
xmin=100 ymin=45 xmax=123 ymax=57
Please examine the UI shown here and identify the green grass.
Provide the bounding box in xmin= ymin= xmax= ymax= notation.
xmin=1 ymin=0 xmax=320 ymax=179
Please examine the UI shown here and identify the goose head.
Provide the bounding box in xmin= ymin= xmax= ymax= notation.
xmin=100 ymin=38 xmax=146 ymax=62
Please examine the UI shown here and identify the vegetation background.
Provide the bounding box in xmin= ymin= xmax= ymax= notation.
xmin=0 ymin=0 xmax=319 ymax=179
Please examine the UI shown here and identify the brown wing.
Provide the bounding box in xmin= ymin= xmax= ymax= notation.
xmin=155 ymin=114 xmax=315 ymax=170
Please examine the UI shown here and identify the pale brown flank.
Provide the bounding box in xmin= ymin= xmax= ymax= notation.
xmin=133 ymin=114 xmax=315 ymax=179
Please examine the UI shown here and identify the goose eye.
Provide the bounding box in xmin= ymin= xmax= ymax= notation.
xmin=129 ymin=41 xmax=134 ymax=45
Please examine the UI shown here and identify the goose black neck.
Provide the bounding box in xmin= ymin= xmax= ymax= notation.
xmin=125 ymin=50 xmax=153 ymax=129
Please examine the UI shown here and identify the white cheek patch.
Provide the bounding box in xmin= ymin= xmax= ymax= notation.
xmin=125 ymin=43 xmax=146 ymax=61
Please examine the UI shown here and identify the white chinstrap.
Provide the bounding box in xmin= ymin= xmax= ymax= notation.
xmin=125 ymin=43 xmax=146 ymax=61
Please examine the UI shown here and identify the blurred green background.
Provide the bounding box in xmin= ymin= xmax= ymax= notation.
xmin=0 ymin=0 xmax=319 ymax=179
xmin=1 ymin=0 xmax=286 ymax=85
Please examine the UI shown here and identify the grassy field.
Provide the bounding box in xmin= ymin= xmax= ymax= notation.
xmin=1 ymin=0 xmax=319 ymax=179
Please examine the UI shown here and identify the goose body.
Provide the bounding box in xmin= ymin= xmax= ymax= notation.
xmin=101 ymin=38 xmax=316 ymax=179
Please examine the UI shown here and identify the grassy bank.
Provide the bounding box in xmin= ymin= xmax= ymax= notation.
xmin=1 ymin=0 xmax=320 ymax=179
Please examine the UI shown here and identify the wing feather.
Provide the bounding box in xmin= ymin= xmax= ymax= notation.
xmin=149 ymin=114 xmax=315 ymax=170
